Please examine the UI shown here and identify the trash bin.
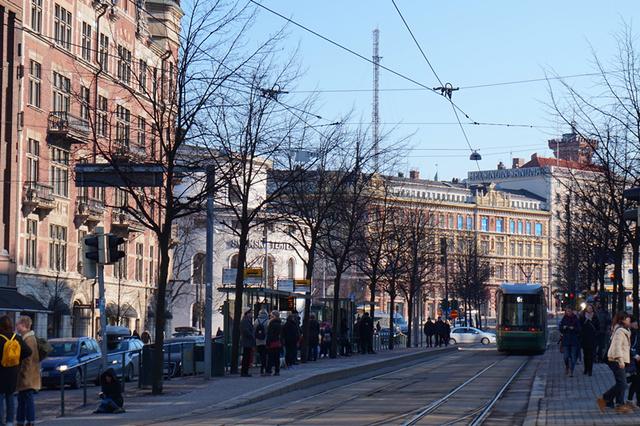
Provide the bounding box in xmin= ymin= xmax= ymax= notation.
xmin=212 ymin=339 xmax=225 ymax=377
xmin=141 ymin=344 xmax=155 ymax=386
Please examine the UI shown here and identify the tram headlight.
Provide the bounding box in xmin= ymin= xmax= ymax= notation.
xmin=580 ymin=302 xmax=586 ymax=310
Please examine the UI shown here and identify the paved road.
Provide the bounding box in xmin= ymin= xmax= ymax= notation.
xmin=163 ymin=346 xmax=540 ymax=425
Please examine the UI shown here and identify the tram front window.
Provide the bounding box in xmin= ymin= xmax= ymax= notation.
xmin=502 ymin=295 xmax=540 ymax=329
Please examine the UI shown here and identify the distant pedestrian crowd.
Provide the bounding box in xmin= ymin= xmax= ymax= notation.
xmin=422 ymin=317 xmax=451 ymax=347
xmin=558 ymin=302 xmax=640 ymax=415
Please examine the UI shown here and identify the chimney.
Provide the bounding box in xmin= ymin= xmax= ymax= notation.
xmin=497 ymin=161 xmax=505 ymax=170
xmin=409 ymin=169 xmax=420 ymax=180
xmin=512 ymin=158 xmax=525 ymax=169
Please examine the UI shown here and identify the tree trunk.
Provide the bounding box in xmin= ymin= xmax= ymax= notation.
xmin=406 ymin=292 xmax=413 ymax=348
xmin=230 ymin=228 xmax=250 ymax=374
xmin=369 ymin=277 xmax=377 ymax=338
xmin=330 ymin=271 xmax=342 ymax=358
xmin=151 ymin=230 xmax=171 ymax=395
xmin=389 ymin=293 xmax=395 ymax=350
xmin=300 ymin=244 xmax=316 ymax=364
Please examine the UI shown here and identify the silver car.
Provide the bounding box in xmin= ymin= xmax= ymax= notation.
xmin=449 ymin=327 xmax=496 ymax=345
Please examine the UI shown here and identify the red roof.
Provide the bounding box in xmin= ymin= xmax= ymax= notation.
xmin=521 ymin=156 xmax=603 ymax=172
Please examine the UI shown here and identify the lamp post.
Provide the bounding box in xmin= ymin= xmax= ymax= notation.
xmin=623 ymin=187 xmax=640 ymax=319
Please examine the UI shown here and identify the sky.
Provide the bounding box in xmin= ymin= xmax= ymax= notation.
xmin=246 ymin=1 xmax=640 ymax=180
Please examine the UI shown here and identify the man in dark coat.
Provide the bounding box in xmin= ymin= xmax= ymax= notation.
xmin=559 ymin=307 xmax=582 ymax=377
xmin=444 ymin=320 xmax=451 ymax=346
xmin=265 ymin=311 xmax=283 ymax=375
xmin=434 ymin=317 xmax=445 ymax=347
xmin=354 ymin=316 xmax=362 ymax=354
xmin=360 ymin=312 xmax=375 ymax=354
xmin=579 ymin=304 xmax=600 ymax=376
xmin=423 ymin=317 xmax=435 ymax=347
xmin=95 ymin=368 xmax=124 ymax=413
xmin=282 ymin=314 xmax=300 ymax=367
xmin=240 ymin=308 xmax=255 ymax=377
xmin=307 ymin=314 xmax=321 ymax=361
xmin=0 ymin=315 xmax=32 ymax=424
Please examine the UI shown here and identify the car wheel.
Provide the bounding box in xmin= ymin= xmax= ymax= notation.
xmin=126 ymin=364 xmax=135 ymax=382
xmin=481 ymin=337 xmax=490 ymax=345
xmin=449 ymin=338 xmax=456 ymax=345
xmin=71 ymin=370 xmax=82 ymax=389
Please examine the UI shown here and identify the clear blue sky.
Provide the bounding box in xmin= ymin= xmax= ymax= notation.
xmin=247 ymin=1 xmax=639 ymax=180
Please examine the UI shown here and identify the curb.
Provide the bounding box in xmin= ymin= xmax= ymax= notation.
xmin=199 ymin=346 xmax=458 ymax=412
xmin=523 ymin=356 xmax=547 ymax=426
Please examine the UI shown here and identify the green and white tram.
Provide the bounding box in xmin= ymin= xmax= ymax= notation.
xmin=496 ymin=283 xmax=547 ymax=353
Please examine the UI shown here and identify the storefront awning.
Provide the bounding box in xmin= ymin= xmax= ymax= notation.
xmin=0 ymin=288 xmax=50 ymax=313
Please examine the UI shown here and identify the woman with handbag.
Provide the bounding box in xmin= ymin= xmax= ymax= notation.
xmin=265 ymin=311 xmax=283 ymax=376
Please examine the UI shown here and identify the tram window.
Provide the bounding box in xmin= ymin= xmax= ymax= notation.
xmin=502 ymin=294 xmax=541 ymax=328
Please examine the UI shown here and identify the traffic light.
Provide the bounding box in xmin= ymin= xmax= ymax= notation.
xmin=83 ymin=234 xmax=105 ymax=278
xmin=106 ymin=234 xmax=126 ymax=264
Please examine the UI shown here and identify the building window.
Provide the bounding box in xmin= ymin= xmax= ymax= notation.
xmin=448 ymin=215 xmax=454 ymax=229
xmin=535 ymin=223 xmax=543 ymax=236
xmin=494 ymin=264 xmax=504 ymax=279
xmin=438 ymin=214 xmax=444 ymax=227
xmin=31 ymin=0 xmax=42 ymax=33
xmin=496 ymin=218 xmax=503 ymax=233
xmin=137 ymin=116 xmax=146 ymax=147
xmin=97 ymin=96 xmax=108 ymax=136
xmin=510 ymin=241 xmax=516 ymax=256
xmin=287 ymin=258 xmax=295 ymax=279
xmin=52 ymin=72 xmax=70 ymax=112
xmin=526 ymin=243 xmax=532 ymax=257
xmin=53 ymin=4 xmax=72 ymax=50
xmin=25 ymin=219 xmax=38 ymax=268
xmin=526 ymin=222 xmax=532 ymax=235
xmin=114 ymin=244 xmax=128 ymax=279
xmin=496 ymin=240 xmax=504 ymax=256
xmin=49 ymin=224 xmax=67 ymax=271
xmin=139 ymin=60 xmax=147 ymax=92
xmin=50 ymin=147 xmax=69 ymax=197
xmin=116 ymin=105 xmax=131 ymax=147
xmin=26 ymin=139 xmax=39 ymax=183
xmin=28 ymin=60 xmax=41 ymax=108
xmin=114 ymin=188 xmax=128 ymax=207
xmin=81 ymin=22 xmax=92 ymax=61
xmin=534 ymin=266 xmax=542 ymax=282
xmin=466 ymin=216 xmax=473 ymax=230
xmin=99 ymin=33 xmax=109 ymax=72
xmin=135 ymin=243 xmax=144 ymax=282
xmin=518 ymin=242 xmax=524 ymax=257
xmin=457 ymin=215 xmax=463 ymax=230
xmin=481 ymin=217 xmax=488 ymax=231
xmin=80 ymin=86 xmax=90 ymax=120
xmin=480 ymin=240 xmax=489 ymax=254
xmin=509 ymin=220 xmax=515 ymax=233
xmin=117 ymin=45 xmax=132 ymax=84
xmin=149 ymin=246 xmax=155 ymax=285
xmin=77 ymin=230 xmax=87 ymax=274
xmin=534 ymin=243 xmax=543 ymax=257
xmin=517 ymin=221 xmax=523 ymax=234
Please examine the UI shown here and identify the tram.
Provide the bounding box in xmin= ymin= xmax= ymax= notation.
xmin=496 ymin=283 xmax=547 ymax=353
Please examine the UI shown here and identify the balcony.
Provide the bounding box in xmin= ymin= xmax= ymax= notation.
xmin=111 ymin=208 xmax=146 ymax=234
xmin=23 ymin=182 xmax=56 ymax=213
xmin=75 ymin=196 xmax=105 ymax=224
xmin=47 ymin=111 xmax=90 ymax=144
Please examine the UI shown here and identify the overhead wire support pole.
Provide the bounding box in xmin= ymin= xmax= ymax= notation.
xmin=204 ymin=167 xmax=215 ymax=379
xmin=372 ymin=28 xmax=381 ymax=172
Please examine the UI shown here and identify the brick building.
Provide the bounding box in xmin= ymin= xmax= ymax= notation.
xmin=0 ymin=0 xmax=182 ymax=338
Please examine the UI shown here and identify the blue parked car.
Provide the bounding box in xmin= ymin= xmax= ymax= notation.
xmin=107 ymin=337 xmax=144 ymax=381
xmin=41 ymin=337 xmax=102 ymax=389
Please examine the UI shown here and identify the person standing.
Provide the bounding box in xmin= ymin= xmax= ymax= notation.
xmin=598 ymin=312 xmax=635 ymax=413
xmin=320 ymin=322 xmax=332 ymax=358
xmin=16 ymin=316 xmax=40 ymax=426
xmin=254 ymin=309 xmax=269 ymax=375
xmin=0 ymin=315 xmax=31 ymax=426
xmin=579 ymin=304 xmax=599 ymax=376
xmin=307 ymin=314 xmax=320 ymax=361
xmin=595 ymin=303 xmax=611 ymax=363
xmin=282 ymin=314 xmax=299 ymax=368
xmin=353 ymin=316 xmax=362 ymax=354
xmin=424 ymin=317 xmax=435 ymax=348
xmin=265 ymin=311 xmax=283 ymax=376
xmin=240 ymin=308 xmax=255 ymax=377
xmin=339 ymin=317 xmax=350 ymax=357
xmin=434 ymin=317 xmax=445 ymax=347
xmin=559 ymin=307 xmax=581 ymax=377
xmin=360 ymin=312 xmax=374 ymax=354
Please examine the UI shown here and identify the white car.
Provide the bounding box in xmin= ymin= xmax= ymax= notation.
xmin=449 ymin=327 xmax=496 ymax=345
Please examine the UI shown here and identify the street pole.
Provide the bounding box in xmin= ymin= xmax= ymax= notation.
xmin=204 ymin=170 xmax=215 ymax=379
xmin=95 ymin=226 xmax=108 ymax=371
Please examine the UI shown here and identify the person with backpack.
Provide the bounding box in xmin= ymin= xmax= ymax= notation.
xmin=16 ymin=316 xmax=41 ymax=426
xmin=254 ymin=309 xmax=269 ymax=375
xmin=0 ymin=315 xmax=31 ymax=426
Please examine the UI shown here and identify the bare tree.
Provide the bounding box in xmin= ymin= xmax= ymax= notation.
xmin=450 ymin=236 xmax=491 ymax=327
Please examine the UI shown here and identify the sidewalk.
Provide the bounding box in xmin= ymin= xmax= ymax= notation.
xmin=42 ymin=345 xmax=455 ymax=425
xmin=529 ymin=346 xmax=640 ymax=425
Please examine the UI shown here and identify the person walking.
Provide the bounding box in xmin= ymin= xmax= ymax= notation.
xmin=579 ymin=304 xmax=599 ymax=376
xmin=434 ymin=317 xmax=445 ymax=347
xmin=0 ymin=315 xmax=31 ymax=426
xmin=595 ymin=303 xmax=611 ymax=363
xmin=282 ymin=314 xmax=300 ymax=368
xmin=353 ymin=316 xmax=362 ymax=354
xmin=598 ymin=312 xmax=635 ymax=413
xmin=254 ymin=309 xmax=269 ymax=375
xmin=559 ymin=307 xmax=581 ymax=377
xmin=360 ymin=312 xmax=374 ymax=354
xmin=265 ymin=311 xmax=283 ymax=376
xmin=240 ymin=308 xmax=255 ymax=377
xmin=307 ymin=314 xmax=320 ymax=361
xmin=424 ymin=317 xmax=435 ymax=348
xmin=339 ymin=316 xmax=350 ymax=357
xmin=444 ymin=320 xmax=451 ymax=346
xmin=376 ymin=321 xmax=381 ymax=334
xmin=16 ymin=316 xmax=40 ymax=426
xmin=320 ymin=323 xmax=332 ymax=358
xmin=627 ymin=317 xmax=640 ymax=406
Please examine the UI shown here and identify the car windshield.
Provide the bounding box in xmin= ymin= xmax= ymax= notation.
xmin=51 ymin=342 xmax=77 ymax=357
xmin=503 ymin=294 xmax=541 ymax=327
xmin=108 ymin=341 xmax=130 ymax=353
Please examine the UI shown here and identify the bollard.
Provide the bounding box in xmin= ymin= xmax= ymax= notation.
xmin=59 ymin=368 xmax=65 ymax=417
xmin=82 ymin=363 xmax=87 ymax=406
xmin=121 ymin=352 xmax=127 ymax=391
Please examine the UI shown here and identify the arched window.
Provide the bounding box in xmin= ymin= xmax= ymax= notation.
xmin=287 ymin=258 xmax=295 ymax=279
xmin=229 ymin=253 xmax=239 ymax=268
xmin=192 ymin=253 xmax=205 ymax=286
